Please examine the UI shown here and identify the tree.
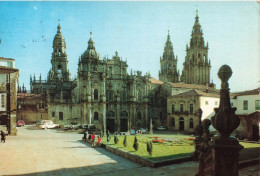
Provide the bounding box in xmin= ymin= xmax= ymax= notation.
xmin=147 ymin=141 xmax=153 ymax=155
xmin=123 ymin=135 xmax=128 ymax=147
xmin=114 ymin=135 xmax=119 ymax=144
xmin=133 ymin=136 xmax=139 ymax=151
xmin=100 ymin=129 xmax=104 ymax=138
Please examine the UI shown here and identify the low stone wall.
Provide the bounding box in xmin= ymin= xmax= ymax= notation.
xmin=82 ymin=138 xmax=193 ymax=168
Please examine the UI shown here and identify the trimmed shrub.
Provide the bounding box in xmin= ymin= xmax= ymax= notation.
xmin=123 ymin=135 xmax=128 ymax=147
xmin=114 ymin=135 xmax=119 ymax=144
xmin=133 ymin=136 xmax=139 ymax=151
xmin=147 ymin=141 xmax=153 ymax=155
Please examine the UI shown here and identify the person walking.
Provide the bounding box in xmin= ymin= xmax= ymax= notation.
xmin=91 ymin=133 xmax=96 ymax=148
xmin=1 ymin=130 xmax=6 ymax=143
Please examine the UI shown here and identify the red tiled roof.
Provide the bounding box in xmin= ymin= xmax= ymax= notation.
xmin=150 ymin=77 xmax=164 ymax=85
xmin=17 ymin=93 xmax=42 ymax=99
xmin=0 ymin=57 xmax=15 ymax=61
xmin=171 ymin=89 xmax=219 ymax=98
xmin=0 ymin=66 xmax=19 ymax=73
xmin=167 ymin=82 xmax=218 ymax=92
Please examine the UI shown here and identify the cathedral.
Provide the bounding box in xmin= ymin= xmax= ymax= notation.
xmin=30 ymin=11 xmax=216 ymax=132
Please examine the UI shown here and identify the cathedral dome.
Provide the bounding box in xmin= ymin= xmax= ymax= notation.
xmin=82 ymin=32 xmax=100 ymax=60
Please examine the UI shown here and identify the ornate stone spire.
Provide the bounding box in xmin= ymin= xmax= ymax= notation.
xmin=88 ymin=32 xmax=95 ymax=50
xmin=190 ymin=10 xmax=205 ymax=49
xmin=159 ymin=30 xmax=179 ymax=83
xmin=163 ymin=30 xmax=174 ymax=60
xmin=57 ymin=19 xmax=61 ymax=33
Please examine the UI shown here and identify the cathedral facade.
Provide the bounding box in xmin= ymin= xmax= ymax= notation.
xmin=31 ymin=21 xmax=153 ymax=133
xmin=30 ymin=12 xmax=216 ymax=133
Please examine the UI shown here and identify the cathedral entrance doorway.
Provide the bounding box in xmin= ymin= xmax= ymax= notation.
xmin=120 ymin=119 xmax=128 ymax=132
xmin=107 ymin=111 xmax=115 ymax=133
xmin=179 ymin=117 xmax=184 ymax=131
xmin=106 ymin=119 xmax=115 ymax=133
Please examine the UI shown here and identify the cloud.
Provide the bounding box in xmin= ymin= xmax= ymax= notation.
xmin=34 ymin=6 xmax=37 ymax=10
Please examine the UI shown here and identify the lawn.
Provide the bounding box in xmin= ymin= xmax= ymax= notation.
xmin=101 ymin=134 xmax=195 ymax=161
xmin=100 ymin=134 xmax=260 ymax=162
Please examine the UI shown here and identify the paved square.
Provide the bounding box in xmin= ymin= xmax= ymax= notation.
xmin=0 ymin=125 xmax=258 ymax=176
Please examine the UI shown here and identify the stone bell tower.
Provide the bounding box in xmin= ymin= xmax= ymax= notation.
xmin=48 ymin=19 xmax=70 ymax=82
xmin=181 ymin=11 xmax=211 ymax=86
xmin=159 ymin=30 xmax=179 ymax=83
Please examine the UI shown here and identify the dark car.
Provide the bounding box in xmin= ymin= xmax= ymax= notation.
xmin=17 ymin=120 xmax=25 ymax=127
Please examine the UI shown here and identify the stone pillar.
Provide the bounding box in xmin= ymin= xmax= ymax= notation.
xmin=103 ymin=103 xmax=106 ymax=133
xmin=88 ymin=105 xmax=92 ymax=125
xmin=116 ymin=93 xmax=120 ymax=132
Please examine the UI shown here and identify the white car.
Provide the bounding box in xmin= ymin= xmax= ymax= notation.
xmin=39 ymin=120 xmax=59 ymax=129
xmin=156 ymin=126 xmax=167 ymax=130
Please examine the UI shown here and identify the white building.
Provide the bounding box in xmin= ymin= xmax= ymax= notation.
xmin=231 ymin=88 xmax=260 ymax=141
xmin=0 ymin=57 xmax=16 ymax=112
xmin=167 ymin=89 xmax=219 ymax=132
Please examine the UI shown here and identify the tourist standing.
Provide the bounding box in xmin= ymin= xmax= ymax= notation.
xmin=91 ymin=133 xmax=96 ymax=147
xmin=1 ymin=130 xmax=6 ymax=143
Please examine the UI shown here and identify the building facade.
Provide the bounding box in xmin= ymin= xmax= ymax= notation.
xmin=231 ymin=89 xmax=260 ymax=140
xmin=31 ymin=23 xmax=154 ymax=133
xmin=29 ymin=11 xmax=220 ymax=133
xmin=167 ymin=89 xmax=219 ymax=132
xmin=0 ymin=57 xmax=19 ymax=135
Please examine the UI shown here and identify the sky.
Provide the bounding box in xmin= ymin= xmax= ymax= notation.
xmin=0 ymin=1 xmax=259 ymax=92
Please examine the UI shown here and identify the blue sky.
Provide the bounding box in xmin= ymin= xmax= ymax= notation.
xmin=0 ymin=1 xmax=258 ymax=92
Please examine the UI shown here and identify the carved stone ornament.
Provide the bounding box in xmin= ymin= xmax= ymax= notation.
xmin=211 ymin=65 xmax=240 ymax=139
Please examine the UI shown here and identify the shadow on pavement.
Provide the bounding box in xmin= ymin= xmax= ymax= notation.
xmin=3 ymin=162 xmax=143 ymax=176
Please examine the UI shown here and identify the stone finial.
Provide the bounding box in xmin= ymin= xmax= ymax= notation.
xmin=211 ymin=65 xmax=240 ymax=139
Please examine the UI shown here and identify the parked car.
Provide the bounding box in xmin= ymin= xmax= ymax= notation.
xmin=17 ymin=120 xmax=25 ymax=127
xmin=39 ymin=120 xmax=59 ymax=129
xmin=130 ymin=129 xmax=136 ymax=135
xmin=156 ymin=126 xmax=167 ymax=130
xmin=36 ymin=120 xmax=45 ymax=127
xmin=140 ymin=128 xmax=147 ymax=134
xmin=119 ymin=132 xmax=130 ymax=135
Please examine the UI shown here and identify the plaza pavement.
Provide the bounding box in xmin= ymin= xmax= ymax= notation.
xmin=0 ymin=125 xmax=259 ymax=176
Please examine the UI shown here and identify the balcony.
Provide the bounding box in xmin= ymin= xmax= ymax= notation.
xmin=171 ymin=111 xmax=195 ymax=115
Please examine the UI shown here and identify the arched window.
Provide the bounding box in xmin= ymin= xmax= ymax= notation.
xmin=179 ymin=117 xmax=184 ymax=131
xmin=108 ymin=90 xmax=113 ymax=101
xmin=137 ymin=112 xmax=142 ymax=120
xmin=168 ymin=64 xmax=171 ymax=69
xmin=180 ymin=104 xmax=184 ymax=113
xmin=121 ymin=91 xmax=127 ymax=102
xmin=171 ymin=104 xmax=175 ymax=114
xmin=94 ymin=112 xmax=99 ymax=120
xmin=94 ymin=89 xmax=98 ymax=100
xmin=198 ymin=53 xmax=201 ymax=58
xmin=189 ymin=118 xmax=193 ymax=128
xmin=203 ymin=55 xmax=206 ymax=62
xmin=172 ymin=118 xmax=175 ymax=127
xmin=121 ymin=111 xmax=128 ymax=118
